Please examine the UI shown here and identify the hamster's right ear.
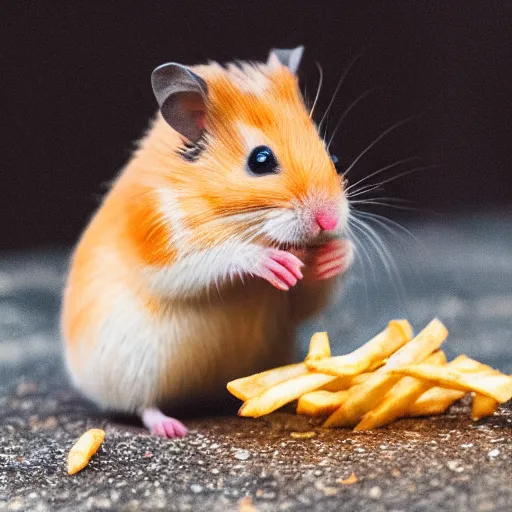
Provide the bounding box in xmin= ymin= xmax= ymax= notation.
xmin=151 ymin=63 xmax=208 ymax=144
xmin=267 ymin=46 xmax=304 ymax=74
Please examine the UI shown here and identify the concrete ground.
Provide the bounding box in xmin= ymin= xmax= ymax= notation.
xmin=1 ymin=213 xmax=511 ymax=511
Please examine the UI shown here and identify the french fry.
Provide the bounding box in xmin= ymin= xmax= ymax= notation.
xmin=306 ymin=320 xmax=412 ymax=376
xmin=389 ymin=365 xmax=512 ymax=403
xmin=227 ymin=363 xmax=308 ymax=401
xmin=355 ymin=350 xmax=447 ymax=430
xmin=305 ymin=332 xmax=331 ymax=363
xmin=320 ymin=372 xmax=372 ymax=392
xmin=229 ymin=317 xmax=507 ymax=430
xmin=238 ymin=373 xmax=337 ymax=418
xmin=323 ymin=318 xmax=448 ymax=428
xmin=406 ymin=387 xmax=466 ymax=417
xmin=403 ymin=354 xmax=491 ymax=418
xmin=297 ymin=390 xmax=348 ymax=417
xmin=67 ymin=428 xmax=105 ymax=475
xmin=448 ymin=355 xmax=497 ymax=374
xmin=471 ymin=394 xmax=499 ymax=420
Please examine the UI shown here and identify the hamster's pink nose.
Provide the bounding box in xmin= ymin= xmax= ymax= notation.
xmin=315 ymin=211 xmax=338 ymax=231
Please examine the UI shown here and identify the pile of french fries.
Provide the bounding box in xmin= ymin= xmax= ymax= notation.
xmin=227 ymin=319 xmax=512 ymax=430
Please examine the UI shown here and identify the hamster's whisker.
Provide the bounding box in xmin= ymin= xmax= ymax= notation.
xmin=326 ymin=87 xmax=380 ymax=149
xmin=352 ymin=210 xmax=427 ymax=253
xmin=348 ymin=165 xmax=438 ymax=199
xmin=348 ymin=184 xmax=385 ymax=199
xmin=349 ymin=215 xmax=409 ymax=304
xmin=343 ymin=115 xmax=419 ymax=177
xmin=346 ymin=221 xmax=378 ymax=282
xmin=318 ymin=47 xmax=367 ymax=130
xmin=350 ymin=200 xmax=429 ymax=214
xmin=350 ymin=216 xmax=397 ymax=282
xmin=345 ymin=224 xmax=371 ymax=313
xmin=351 ymin=210 xmax=428 ymax=286
xmin=345 ymin=156 xmax=420 ymax=194
xmin=350 ymin=196 xmax=414 ymax=205
xmin=309 ymin=62 xmax=323 ymax=119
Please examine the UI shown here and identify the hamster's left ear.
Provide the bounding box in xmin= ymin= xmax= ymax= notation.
xmin=151 ymin=63 xmax=208 ymax=144
xmin=267 ymin=45 xmax=304 ymax=74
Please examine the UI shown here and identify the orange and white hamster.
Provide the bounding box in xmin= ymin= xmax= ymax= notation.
xmin=61 ymin=46 xmax=353 ymax=437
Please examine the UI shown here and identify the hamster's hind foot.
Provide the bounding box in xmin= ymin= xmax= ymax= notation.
xmin=141 ymin=407 xmax=189 ymax=438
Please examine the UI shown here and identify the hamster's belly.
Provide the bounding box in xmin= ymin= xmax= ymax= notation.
xmin=155 ymin=281 xmax=295 ymax=408
xmin=70 ymin=280 xmax=295 ymax=412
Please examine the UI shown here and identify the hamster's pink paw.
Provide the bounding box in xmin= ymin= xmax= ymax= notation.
xmin=141 ymin=407 xmax=188 ymax=438
xmin=256 ymin=249 xmax=304 ymax=290
xmin=307 ymin=239 xmax=354 ymax=281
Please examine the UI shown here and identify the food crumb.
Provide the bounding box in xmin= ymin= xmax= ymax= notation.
xmin=338 ymin=472 xmax=358 ymax=485
xmin=234 ymin=449 xmax=250 ymax=460
xmin=290 ymin=431 xmax=316 ymax=439
xmin=369 ymin=486 xmax=382 ymax=499
xmin=447 ymin=460 xmax=464 ymax=473
xmin=16 ymin=381 xmax=37 ymax=396
xmin=488 ymin=449 xmax=500 ymax=458
xmin=239 ymin=496 xmax=258 ymax=512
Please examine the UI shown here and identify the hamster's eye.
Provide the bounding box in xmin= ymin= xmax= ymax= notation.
xmin=247 ymin=146 xmax=278 ymax=176
xmin=330 ymin=153 xmax=343 ymax=174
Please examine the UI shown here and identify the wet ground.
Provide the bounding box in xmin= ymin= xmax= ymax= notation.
xmin=1 ymin=213 xmax=511 ymax=511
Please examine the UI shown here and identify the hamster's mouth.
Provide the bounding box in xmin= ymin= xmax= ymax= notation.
xmin=276 ymin=242 xmax=306 ymax=253
xmin=276 ymin=232 xmax=340 ymax=251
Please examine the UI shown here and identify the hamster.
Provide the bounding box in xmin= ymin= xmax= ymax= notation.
xmin=61 ymin=46 xmax=353 ymax=438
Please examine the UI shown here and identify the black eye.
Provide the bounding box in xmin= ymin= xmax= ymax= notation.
xmin=330 ymin=153 xmax=342 ymax=174
xmin=247 ymin=146 xmax=278 ymax=176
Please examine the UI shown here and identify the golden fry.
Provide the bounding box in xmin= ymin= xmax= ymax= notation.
xmin=471 ymin=394 xmax=499 ymax=420
xmin=306 ymin=320 xmax=412 ymax=376
xmin=320 ymin=372 xmax=371 ymax=392
xmin=448 ymin=355 xmax=497 ymax=374
xmin=323 ymin=318 xmax=448 ymax=428
xmin=67 ymin=428 xmax=105 ymax=475
xmin=239 ymin=496 xmax=258 ymax=512
xmin=389 ymin=365 xmax=512 ymax=403
xmin=290 ymin=431 xmax=316 ymax=439
xmin=355 ymin=350 xmax=447 ymax=430
xmin=407 ymin=387 xmax=466 ymax=417
xmin=403 ymin=353 xmax=484 ymax=418
xmin=238 ymin=373 xmax=337 ymax=418
xmin=297 ymin=390 xmax=348 ymax=417
xmin=305 ymin=332 xmax=331 ymax=363
xmin=338 ymin=472 xmax=358 ymax=485
xmin=227 ymin=363 xmax=308 ymax=401
xmin=451 ymin=357 xmax=500 ymax=419
xmin=229 ymin=317 xmax=506 ymax=430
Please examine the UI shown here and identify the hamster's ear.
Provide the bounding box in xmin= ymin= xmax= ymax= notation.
xmin=267 ymin=46 xmax=304 ymax=74
xmin=151 ymin=63 xmax=208 ymax=143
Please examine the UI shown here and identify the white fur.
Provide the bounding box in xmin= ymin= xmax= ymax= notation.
xmin=259 ymin=196 xmax=350 ymax=246
xmin=157 ymin=188 xmax=189 ymax=253
xmin=66 ymin=267 xmax=294 ymax=413
xmin=226 ymin=63 xmax=270 ymax=96
xmin=144 ymin=240 xmax=271 ymax=299
xmin=236 ymin=122 xmax=267 ymax=151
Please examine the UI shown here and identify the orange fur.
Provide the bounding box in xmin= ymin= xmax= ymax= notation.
xmin=62 ymin=57 xmax=344 ymax=368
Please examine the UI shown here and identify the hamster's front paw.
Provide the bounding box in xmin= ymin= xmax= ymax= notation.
xmin=255 ymin=248 xmax=304 ymax=291
xmin=305 ymin=238 xmax=354 ymax=281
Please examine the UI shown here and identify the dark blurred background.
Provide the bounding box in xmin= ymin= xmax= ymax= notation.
xmin=2 ymin=1 xmax=511 ymax=250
